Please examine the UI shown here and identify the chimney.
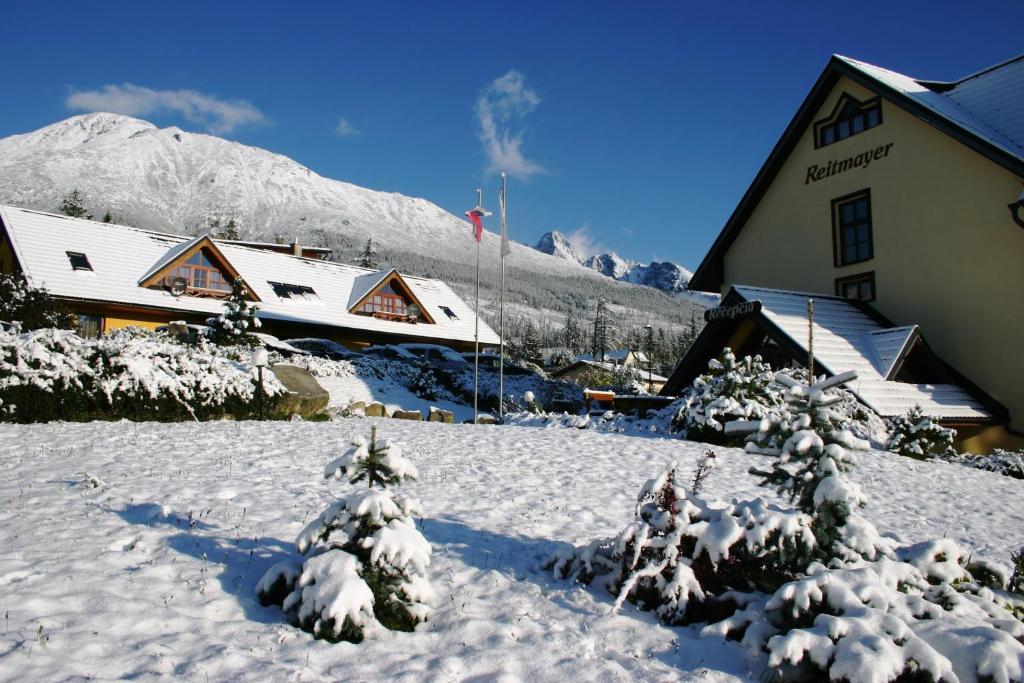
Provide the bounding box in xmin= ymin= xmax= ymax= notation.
xmin=274 ymin=234 xmax=286 ymax=245
xmin=292 ymin=238 xmax=302 ymax=257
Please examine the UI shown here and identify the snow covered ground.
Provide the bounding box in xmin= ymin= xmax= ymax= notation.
xmin=1 ymin=419 xmax=1021 ymax=681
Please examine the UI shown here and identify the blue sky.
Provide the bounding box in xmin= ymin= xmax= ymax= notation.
xmin=1 ymin=1 xmax=1020 ymax=268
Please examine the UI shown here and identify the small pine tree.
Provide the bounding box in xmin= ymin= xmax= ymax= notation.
xmin=357 ymin=239 xmax=379 ymax=269
xmin=1010 ymin=547 xmax=1024 ymax=596
xmin=58 ymin=189 xmax=89 ymax=218
xmin=675 ymin=348 xmax=781 ymax=444
xmin=748 ymin=371 xmax=872 ymax=559
xmin=102 ymin=212 xmax=113 ymax=224
xmin=206 ymin=278 xmax=261 ymax=346
xmin=886 ymin=405 xmax=956 ymax=460
xmin=257 ymin=428 xmax=435 ymax=642
xmin=0 ymin=273 xmax=78 ymax=331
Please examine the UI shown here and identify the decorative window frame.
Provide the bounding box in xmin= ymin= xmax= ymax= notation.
xmin=814 ymin=93 xmax=883 ymax=149
xmin=831 ymin=188 xmax=874 ymax=267
xmin=834 ymin=270 xmax=876 ymax=302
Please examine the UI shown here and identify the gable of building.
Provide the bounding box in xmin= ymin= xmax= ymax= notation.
xmin=138 ymin=234 xmax=260 ymax=301
xmin=689 ymin=54 xmax=1024 ymax=293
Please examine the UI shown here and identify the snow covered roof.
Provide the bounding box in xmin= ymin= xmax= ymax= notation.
xmin=0 ymin=204 xmax=499 ymax=346
xmin=730 ymin=286 xmax=990 ymax=421
xmin=836 ymin=54 xmax=1024 ymax=161
xmin=576 ymin=349 xmax=648 ymax=364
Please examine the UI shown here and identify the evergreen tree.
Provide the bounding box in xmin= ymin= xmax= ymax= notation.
xmin=675 ymin=349 xmax=781 ymax=444
xmin=257 ymin=428 xmax=435 ymax=642
xmin=58 ymin=189 xmax=89 ymax=219
xmin=206 ymin=278 xmax=261 ymax=346
xmin=522 ymin=321 xmax=543 ymax=367
xmin=357 ymin=239 xmax=379 ymax=269
xmin=0 ymin=273 xmax=78 ymax=331
xmin=102 ymin=212 xmax=113 ymax=224
xmin=886 ymin=405 xmax=956 ymax=460
xmin=219 ymin=218 xmax=241 ymax=241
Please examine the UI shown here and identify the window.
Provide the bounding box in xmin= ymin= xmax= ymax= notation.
xmin=814 ymin=94 xmax=882 ymax=148
xmin=67 ymin=251 xmax=93 ymax=271
xmin=269 ymin=281 xmax=318 ymax=300
xmin=440 ymin=305 xmax=459 ymax=320
xmin=360 ymin=281 xmax=408 ymax=317
xmin=835 ymin=272 xmax=875 ymax=302
xmin=832 ymin=190 xmax=873 ymax=266
xmin=77 ymin=314 xmax=103 ymax=338
xmin=169 ymin=249 xmax=232 ymax=294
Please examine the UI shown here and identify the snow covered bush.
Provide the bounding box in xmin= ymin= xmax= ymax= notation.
xmin=674 ymin=349 xmax=782 ymax=445
xmin=258 ymin=427 xmax=435 ymax=642
xmin=550 ymin=371 xmax=1024 ymax=682
xmin=0 ymin=327 xmax=285 ymax=422
xmin=959 ymin=449 xmax=1024 ymax=480
xmin=0 ymin=272 xmax=78 ymax=331
xmin=206 ymin=278 xmax=261 ymax=346
xmin=886 ymin=405 xmax=956 ymax=460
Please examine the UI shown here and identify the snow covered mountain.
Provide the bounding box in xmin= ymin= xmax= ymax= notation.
xmin=534 ymin=230 xmax=695 ymax=296
xmin=0 ymin=113 xmax=707 ymax=336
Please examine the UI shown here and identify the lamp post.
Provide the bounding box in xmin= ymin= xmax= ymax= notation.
xmin=252 ymin=347 xmax=269 ymax=420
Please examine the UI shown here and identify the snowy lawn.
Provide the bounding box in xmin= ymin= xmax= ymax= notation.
xmin=1 ymin=419 xmax=1022 ymax=681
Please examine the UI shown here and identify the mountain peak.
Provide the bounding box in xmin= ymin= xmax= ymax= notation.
xmin=0 ymin=112 xmax=157 ymax=154
xmin=534 ymin=230 xmax=580 ymax=262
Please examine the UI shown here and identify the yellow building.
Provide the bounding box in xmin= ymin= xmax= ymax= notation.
xmin=667 ymin=54 xmax=1024 ymax=453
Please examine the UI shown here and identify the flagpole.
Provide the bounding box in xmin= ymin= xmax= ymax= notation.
xmin=474 ymin=188 xmax=482 ymax=424
xmin=498 ymin=172 xmax=507 ymax=421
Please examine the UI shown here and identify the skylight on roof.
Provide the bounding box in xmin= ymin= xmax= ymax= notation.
xmin=269 ymin=281 xmax=318 ymax=301
xmin=66 ymin=251 xmax=93 ymax=271
xmin=440 ymin=305 xmax=459 ymax=320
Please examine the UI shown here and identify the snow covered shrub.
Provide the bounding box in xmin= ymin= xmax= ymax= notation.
xmin=959 ymin=449 xmax=1024 ymax=480
xmin=886 ymin=405 xmax=956 ymax=460
xmin=258 ymin=427 xmax=434 ymax=642
xmin=551 ymin=371 xmax=1024 ymax=682
xmin=0 ymin=272 xmax=78 ymax=331
xmin=0 ymin=328 xmax=285 ymax=422
xmin=675 ymin=349 xmax=782 ymax=446
xmin=206 ymin=278 xmax=260 ymax=346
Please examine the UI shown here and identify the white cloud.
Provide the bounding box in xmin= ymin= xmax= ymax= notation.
xmin=334 ymin=116 xmax=361 ymax=137
xmin=565 ymin=225 xmax=608 ymax=259
xmin=475 ymin=70 xmax=545 ymax=179
xmin=66 ymin=83 xmax=266 ymax=134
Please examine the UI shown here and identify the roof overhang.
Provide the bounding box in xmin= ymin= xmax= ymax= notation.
xmin=689 ymin=55 xmax=1024 ymax=293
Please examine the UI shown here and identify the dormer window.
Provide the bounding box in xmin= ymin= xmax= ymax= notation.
xmin=170 ymin=249 xmax=232 ymax=294
xmin=814 ymin=93 xmax=882 ymax=148
xmin=67 ymin=251 xmax=93 ymax=271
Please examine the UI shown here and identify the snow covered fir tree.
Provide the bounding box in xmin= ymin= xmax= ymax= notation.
xmin=550 ymin=371 xmax=1024 ymax=682
xmin=673 ymin=348 xmax=782 ymax=445
xmin=206 ymin=278 xmax=261 ymax=346
xmin=257 ymin=427 xmax=435 ymax=642
xmin=886 ymin=405 xmax=956 ymax=460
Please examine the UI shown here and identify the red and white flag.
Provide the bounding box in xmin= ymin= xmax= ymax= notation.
xmin=465 ymin=209 xmax=484 ymax=242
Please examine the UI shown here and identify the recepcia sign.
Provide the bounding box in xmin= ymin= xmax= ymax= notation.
xmin=704 ymin=300 xmax=762 ymax=322
xmin=805 ymin=142 xmax=894 ymax=185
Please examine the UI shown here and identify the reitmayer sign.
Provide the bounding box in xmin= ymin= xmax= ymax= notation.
xmin=703 ymin=300 xmax=762 ymax=322
xmin=805 ymin=142 xmax=894 ymax=184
